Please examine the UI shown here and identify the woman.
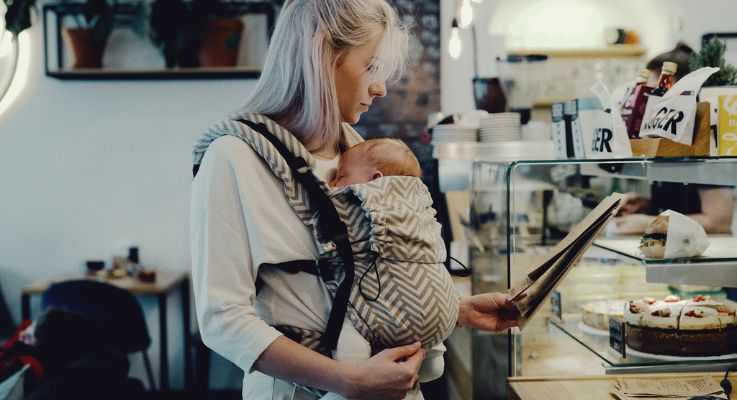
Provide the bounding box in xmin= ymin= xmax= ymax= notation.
xmin=190 ymin=1 xmax=519 ymax=399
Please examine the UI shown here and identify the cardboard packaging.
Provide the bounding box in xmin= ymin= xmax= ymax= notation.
xmin=718 ymin=94 xmax=737 ymax=156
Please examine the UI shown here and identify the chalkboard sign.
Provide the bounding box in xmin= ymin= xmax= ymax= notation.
xmin=550 ymin=290 xmax=562 ymax=320
xmin=609 ymin=316 xmax=626 ymax=358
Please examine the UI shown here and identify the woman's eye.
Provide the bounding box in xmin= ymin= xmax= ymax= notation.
xmin=367 ymin=64 xmax=378 ymax=73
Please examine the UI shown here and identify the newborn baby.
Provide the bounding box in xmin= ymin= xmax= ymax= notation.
xmin=331 ymin=138 xmax=421 ymax=187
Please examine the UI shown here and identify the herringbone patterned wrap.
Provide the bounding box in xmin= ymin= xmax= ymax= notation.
xmin=193 ymin=114 xmax=459 ymax=351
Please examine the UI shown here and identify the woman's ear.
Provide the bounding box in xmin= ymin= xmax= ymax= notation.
xmin=371 ymin=171 xmax=384 ymax=180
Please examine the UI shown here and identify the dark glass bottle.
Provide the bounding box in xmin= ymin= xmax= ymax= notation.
xmin=650 ymin=61 xmax=677 ymax=96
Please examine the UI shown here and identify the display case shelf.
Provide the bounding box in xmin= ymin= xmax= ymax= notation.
xmin=593 ymin=237 xmax=737 ymax=288
xmin=453 ymin=157 xmax=737 ymax=399
xmin=548 ymin=315 xmax=737 ymax=374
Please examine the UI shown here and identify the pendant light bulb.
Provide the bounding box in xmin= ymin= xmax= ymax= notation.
xmin=449 ymin=18 xmax=461 ymax=59
xmin=459 ymin=0 xmax=474 ymax=28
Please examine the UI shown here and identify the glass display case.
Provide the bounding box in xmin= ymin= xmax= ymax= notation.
xmin=442 ymin=151 xmax=737 ymax=400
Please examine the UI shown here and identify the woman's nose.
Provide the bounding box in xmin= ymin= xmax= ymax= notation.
xmin=369 ymin=81 xmax=387 ymax=98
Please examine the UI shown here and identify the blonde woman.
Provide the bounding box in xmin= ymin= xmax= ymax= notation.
xmin=190 ymin=1 xmax=519 ymax=399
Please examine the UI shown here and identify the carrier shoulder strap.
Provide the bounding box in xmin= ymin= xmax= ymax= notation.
xmin=236 ymin=119 xmax=354 ymax=353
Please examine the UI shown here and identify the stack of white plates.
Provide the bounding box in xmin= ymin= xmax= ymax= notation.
xmin=432 ymin=125 xmax=478 ymax=143
xmin=479 ymin=112 xmax=522 ymax=142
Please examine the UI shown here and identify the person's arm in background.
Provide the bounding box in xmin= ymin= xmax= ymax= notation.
xmin=614 ymin=188 xmax=734 ymax=234
xmin=689 ymin=187 xmax=734 ymax=234
xmin=191 ymin=138 xmax=423 ymax=400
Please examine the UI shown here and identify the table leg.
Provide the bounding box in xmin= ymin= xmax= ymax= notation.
xmin=21 ymin=293 xmax=30 ymax=321
xmin=182 ymin=277 xmax=192 ymax=390
xmin=158 ymin=293 xmax=169 ymax=393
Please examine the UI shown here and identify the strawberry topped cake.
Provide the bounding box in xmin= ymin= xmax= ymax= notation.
xmin=624 ymin=295 xmax=737 ymax=356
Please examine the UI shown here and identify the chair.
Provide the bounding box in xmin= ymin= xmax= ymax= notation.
xmin=40 ymin=280 xmax=156 ymax=391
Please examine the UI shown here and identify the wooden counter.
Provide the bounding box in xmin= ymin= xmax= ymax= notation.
xmin=509 ymin=372 xmax=736 ymax=400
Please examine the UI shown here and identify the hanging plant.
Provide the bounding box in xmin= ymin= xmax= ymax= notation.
xmin=3 ymin=0 xmax=36 ymax=38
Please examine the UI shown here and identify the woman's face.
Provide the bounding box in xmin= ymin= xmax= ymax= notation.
xmin=335 ymin=33 xmax=388 ymax=124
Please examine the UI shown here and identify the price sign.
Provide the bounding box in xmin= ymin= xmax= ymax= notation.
xmin=609 ymin=316 xmax=626 ymax=358
xmin=551 ymin=290 xmax=562 ymax=320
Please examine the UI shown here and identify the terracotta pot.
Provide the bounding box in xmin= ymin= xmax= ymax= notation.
xmin=199 ymin=18 xmax=245 ymax=67
xmin=62 ymin=28 xmax=107 ymax=68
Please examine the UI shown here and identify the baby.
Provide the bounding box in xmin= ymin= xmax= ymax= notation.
xmin=331 ymin=138 xmax=421 ymax=187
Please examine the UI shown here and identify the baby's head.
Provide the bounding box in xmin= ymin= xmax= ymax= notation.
xmin=331 ymin=138 xmax=421 ymax=187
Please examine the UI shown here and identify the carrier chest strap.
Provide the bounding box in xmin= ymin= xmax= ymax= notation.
xmin=236 ymin=119 xmax=355 ymax=353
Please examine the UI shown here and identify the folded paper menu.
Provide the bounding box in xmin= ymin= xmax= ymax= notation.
xmin=509 ymin=193 xmax=623 ymax=329
xmin=611 ymin=376 xmax=727 ymax=400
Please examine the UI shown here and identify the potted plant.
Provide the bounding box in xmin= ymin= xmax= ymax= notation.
xmin=690 ymin=37 xmax=737 ymax=87
xmin=3 ymin=0 xmax=36 ymax=38
xmin=150 ymin=0 xmax=284 ymax=68
xmin=59 ymin=0 xmax=147 ymax=68
xmin=60 ymin=0 xmax=117 ymax=68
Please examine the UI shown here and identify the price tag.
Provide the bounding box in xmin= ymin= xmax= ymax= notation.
xmin=551 ymin=290 xmax=562 ymax=320
xmin=609 ymin=316 xmax=626 ymax=358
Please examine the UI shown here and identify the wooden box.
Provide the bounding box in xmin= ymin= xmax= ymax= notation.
xmin=629 ymin=102 xmax=710 ymax=157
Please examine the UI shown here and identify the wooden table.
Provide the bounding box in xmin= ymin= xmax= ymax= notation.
xmin=509 ymin=372 xmax=737 ymax=400
xmin=21 ymin=270 xmax=191 ymax=393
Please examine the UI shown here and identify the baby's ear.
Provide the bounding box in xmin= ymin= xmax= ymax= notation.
xmin=371 ymin=171 xmax=384 ymax=180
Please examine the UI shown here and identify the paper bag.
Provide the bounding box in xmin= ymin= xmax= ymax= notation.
xmin=639 ymin=67 xmax=719 ymax=144
xmin=662 ymin=210 xmax=710 ymax=259
xmin=588 ymin=82 xmax=632 ymax=158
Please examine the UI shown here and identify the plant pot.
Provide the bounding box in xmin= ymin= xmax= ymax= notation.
xmin=62 ymin=28 xmax=107 ymax=68
xmin=198 ymin=18 xmax=244 ymax=67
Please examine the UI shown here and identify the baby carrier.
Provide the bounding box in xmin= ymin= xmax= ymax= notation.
xmin=193 ymin=113 xmax=459 ymax=356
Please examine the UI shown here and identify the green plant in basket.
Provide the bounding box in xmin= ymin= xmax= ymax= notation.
xmin=689 ymin=37 xmax=737 ymax=87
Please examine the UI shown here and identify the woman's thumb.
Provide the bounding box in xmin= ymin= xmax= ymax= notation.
xmin=387 ymin=341 xmax=421 ymax=360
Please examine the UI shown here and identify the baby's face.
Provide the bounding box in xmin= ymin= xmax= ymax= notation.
xmin=331 ymin=149 xmax=378 ymax=187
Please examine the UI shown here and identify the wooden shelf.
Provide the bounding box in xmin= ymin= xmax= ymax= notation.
xmin=508 ymin=45 xmax=647 ymax=58
xmin=43 ymin=2 xmax=274 ymax=80
xmin=46 ymin=67 xmax=262 ymax=80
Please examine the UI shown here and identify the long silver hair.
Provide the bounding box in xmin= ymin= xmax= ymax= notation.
xmin=241 ymin=0 xmax=409 ymax=152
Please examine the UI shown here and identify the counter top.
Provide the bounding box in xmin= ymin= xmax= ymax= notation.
xmin=508 ymin=372 xmax=736 ymax=400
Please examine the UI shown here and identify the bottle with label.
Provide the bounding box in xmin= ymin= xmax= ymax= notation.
xmin=650 ymin=61 xmax=677 ymax=96
xmin=635 ymin=69 xmax=650 ymax=86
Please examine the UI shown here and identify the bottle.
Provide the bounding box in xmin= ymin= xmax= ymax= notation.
xmin=126 ymin=246 xmax=142 ymax=276
xmin=635 ymin=69 xmax=650 ymax=86
xmin=650 ymin=61 xmax=677 ymax=96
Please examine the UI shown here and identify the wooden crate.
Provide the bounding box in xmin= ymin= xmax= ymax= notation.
xmin=629 ymin=102 xmax=711 ymax=157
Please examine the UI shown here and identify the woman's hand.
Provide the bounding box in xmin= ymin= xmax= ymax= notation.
xmin=339 ymin=342 xmax=425 ymax=400
xmin=457 ymin=293 xmax=519 ymax=332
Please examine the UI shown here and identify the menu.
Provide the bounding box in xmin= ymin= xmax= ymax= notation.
xmin=509 ymin=193 xmax=623 ymax=329
xmin=611 ymin=376 xmax=727 ymax=400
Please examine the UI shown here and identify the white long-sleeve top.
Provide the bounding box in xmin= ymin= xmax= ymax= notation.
xmin=190 ymin=133 xmax=444 ymax=399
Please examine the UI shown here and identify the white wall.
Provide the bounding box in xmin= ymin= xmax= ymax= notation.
xmin=0 ymin=21 xmax=252 ymax=389
xmin=441 ymin=0 xmax=737 ymax=114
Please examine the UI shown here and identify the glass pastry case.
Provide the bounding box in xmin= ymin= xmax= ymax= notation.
xmin=440 ymin=151 xmax=737 ymax=400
